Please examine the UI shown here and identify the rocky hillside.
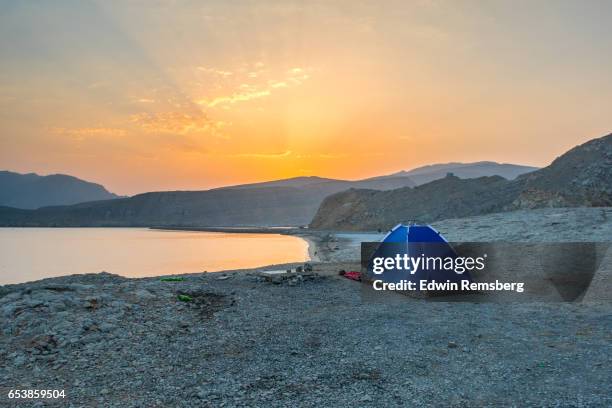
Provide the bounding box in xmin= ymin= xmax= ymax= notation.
xmin=309 ymin=175 xmax=522 ymax=230
xmin=310 ymin=133 xmax=612 ymax=230
xmin=511 ymin=134 xmax=612 ymax=208
xmin=0 ymin=171 xmax=119 ymax=209
xmin=0 ymin=175 xmax=417 ymax=227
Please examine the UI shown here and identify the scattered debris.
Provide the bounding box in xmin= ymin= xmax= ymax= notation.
xmin=341 ymin=271 xmax=361 ymax=281
xmin=256 ymin=263 xmax=320 ymax=285
xmin=160 ymin=277 xmax=185 ymax=282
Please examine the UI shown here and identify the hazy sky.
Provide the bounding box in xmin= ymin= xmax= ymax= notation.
xmin=1 ymin=0 xmax=611 ymax=195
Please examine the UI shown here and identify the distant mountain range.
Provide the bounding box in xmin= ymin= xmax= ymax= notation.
xmin=0 ymin=174 xmax=418 ymax=227
xmin=0 ymin=161 xmax=536 ymax=227
xmin=0 ymin=171 xmax=119 ymax=210
xmin=310 ymin=133 xmax=612 ymax=230
xmin=388 ymin=161 xmax=538 ymax=185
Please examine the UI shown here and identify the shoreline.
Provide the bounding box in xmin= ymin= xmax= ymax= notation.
xmin=0 ymin=227 xmax=334 ymax=287
xmin=149 ymin=225 xmax=302 ymax=234
xmin=0 ymin=227 xmax=333 ymax=287
xmin=3 ymin=207 xmax=611 ymax=287
xmin=149 ymin=225 xmax=331 ymax=263
xmin=299 ymin=234 xmax=321 ymax=263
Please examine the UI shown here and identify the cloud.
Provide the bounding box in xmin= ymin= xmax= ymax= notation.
xmin=285 ymin=67 xmax=312 ymax=85
xmin=197 ymin=67 xmax=233 ymax=77
xmin=294 ymin=153 xmax=348 ymax=159
xmin=197 ymin=89 xmax=271 ymax=107
xmin=226 ymin=150 xmax=346 ymax=160
xmin=269 ymin=81 xmax=288 ymax=89
xmin=87 ymin=82 xmax=108 ymax=89
xmin=130 ymin=111 xmax=223 ymax=135
xmin=194 ymin=64 xmax=315 ymax=108
xmin=229 ymin=150 xmax=292 ymax=159
xmin=51 ymin=127 xmax=127 ymax=138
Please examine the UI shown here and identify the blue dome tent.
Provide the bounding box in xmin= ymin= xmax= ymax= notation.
xmin=367 ymin=224 xmax=471 ymax=293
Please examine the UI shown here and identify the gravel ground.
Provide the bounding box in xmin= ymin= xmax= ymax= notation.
xmin=1 ymin=207 xmax=610 ymax=407
xmin=1 ymin=265 xmax=611 ymax=407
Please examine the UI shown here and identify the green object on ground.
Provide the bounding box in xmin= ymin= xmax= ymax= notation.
xmin=177 ymin=294 xmax=193 ymax=302
xmin=160 ymin=277 xmax=185 ymax=282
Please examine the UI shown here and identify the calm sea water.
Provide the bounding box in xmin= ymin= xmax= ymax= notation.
xmin=0 ymin=228 xmax=310 ymax=285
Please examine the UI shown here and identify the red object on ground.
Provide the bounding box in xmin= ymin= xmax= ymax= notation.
xmin=343 ymin=271 xmax=361 ymax=281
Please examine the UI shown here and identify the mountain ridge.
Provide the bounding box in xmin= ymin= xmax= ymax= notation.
xmin=389 ymin=161 xmax=538 ymax=185
xmin=0 ymin=171 xmax=119 ymax=210
xmin=309 ymin=133 xmax=612 ymax=230
xmin=0 ymin=161 xmax=538 ymax=227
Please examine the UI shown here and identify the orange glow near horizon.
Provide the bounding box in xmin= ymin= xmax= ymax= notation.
xmin=1 ymin=1 xmax=611 ymax=195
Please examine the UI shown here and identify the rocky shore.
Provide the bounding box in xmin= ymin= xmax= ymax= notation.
xmin=1 ymin=208 xmax=611 ymax=407
xmin=2 ymin=266 xmax=611 ymax=407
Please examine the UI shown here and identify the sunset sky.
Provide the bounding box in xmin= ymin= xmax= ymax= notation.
xmin=1 ymin=0 xmax=611 ymax=195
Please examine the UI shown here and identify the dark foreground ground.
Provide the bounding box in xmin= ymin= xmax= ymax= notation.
xmin=1 ymin=261 xmax=610 ymax=407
